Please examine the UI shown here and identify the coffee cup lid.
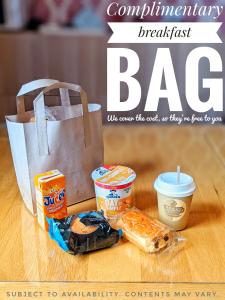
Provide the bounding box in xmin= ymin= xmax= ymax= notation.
xmin=154 ymin=171 xmax=196 ymax=198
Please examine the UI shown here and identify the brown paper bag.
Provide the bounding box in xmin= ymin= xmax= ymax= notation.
xmin=6 ymin=79 xmax=103 ymax=214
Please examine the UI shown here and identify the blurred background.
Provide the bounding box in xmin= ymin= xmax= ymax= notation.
xmin=0 ymin=0 xmax=225 ymax=123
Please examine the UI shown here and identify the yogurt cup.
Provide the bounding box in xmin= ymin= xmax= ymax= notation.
xmin=154 ymin=169 xmax=196 ymax=231
xmin=91 ymin=165 xmax=136 ymax=220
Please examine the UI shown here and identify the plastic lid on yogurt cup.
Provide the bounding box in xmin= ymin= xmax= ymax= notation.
xmin=154 ymin=172 xmax=196 ymax=198
xmin=91 ymin=165 xmax=136 ymax=189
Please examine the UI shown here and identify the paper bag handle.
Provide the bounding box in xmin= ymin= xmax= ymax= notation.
xmin=33 ymin=82 xmax=91 ymax=156
xmin=16 ymin=79 xmax=70 ymax=114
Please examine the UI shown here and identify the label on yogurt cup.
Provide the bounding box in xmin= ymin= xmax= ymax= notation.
xmin=96 ymin=186 xmax=133 ymax=218
xmin=163 ymin=199 xmax=186 ymax=221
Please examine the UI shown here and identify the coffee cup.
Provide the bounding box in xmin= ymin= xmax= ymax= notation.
xmin=154 ymin=167 xmax=196 ymax=231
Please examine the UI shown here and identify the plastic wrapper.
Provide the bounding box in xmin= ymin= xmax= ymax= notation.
xmin=47 ymin=211 xmax=122 ymax=255
xmin=115 ymin=208 xmax=183 ymax=253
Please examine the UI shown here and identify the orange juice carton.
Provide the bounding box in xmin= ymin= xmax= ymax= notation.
xmin=34 ymin=170 xmax=67 ymax=231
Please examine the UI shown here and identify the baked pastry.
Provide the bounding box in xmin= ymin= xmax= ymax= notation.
xmin=116 ymin=209 xmax=173 ymax=253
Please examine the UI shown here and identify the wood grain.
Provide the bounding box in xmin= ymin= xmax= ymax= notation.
xmin=0 ymin=125 xmax=225 ymax=298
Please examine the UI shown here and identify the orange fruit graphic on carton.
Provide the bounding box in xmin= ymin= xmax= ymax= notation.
xmin=34 ymin=170 xmax=67 ymax=231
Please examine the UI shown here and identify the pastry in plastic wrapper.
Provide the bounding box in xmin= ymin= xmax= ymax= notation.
xmin=47 ymin=211 xmax=122 ymax=255
xmin=116 ymin=208 xmax=179 ymax=253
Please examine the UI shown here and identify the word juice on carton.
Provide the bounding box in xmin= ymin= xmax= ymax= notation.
xmin=34 ymin=170 xmax=67 ymax=231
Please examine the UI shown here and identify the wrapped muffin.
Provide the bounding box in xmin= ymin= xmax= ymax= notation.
xmin=48 ymin=211 xmax=122 ymax=255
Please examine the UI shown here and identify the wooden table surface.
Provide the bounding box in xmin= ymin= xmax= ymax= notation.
xmin=0 ymin=125 xmax=225 ymax=299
